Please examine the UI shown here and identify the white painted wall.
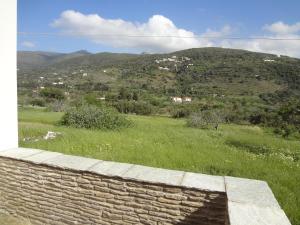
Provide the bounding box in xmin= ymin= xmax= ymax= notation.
xmin=0 ymin=0 xmax=18 ymax=150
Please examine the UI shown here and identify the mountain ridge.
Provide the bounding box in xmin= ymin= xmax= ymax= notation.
xmin=18 ymin=47 xmax=299 ymax=71
xmin=17 ymin=47 xmax=300 ymax=105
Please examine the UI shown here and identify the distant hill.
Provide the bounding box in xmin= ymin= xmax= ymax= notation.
xmin=17 ymin=50 xmax=92 ymax=71
xmin=17 ymin=47 xmax=300 ymax=104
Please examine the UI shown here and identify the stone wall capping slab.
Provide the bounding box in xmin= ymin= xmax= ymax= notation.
xmin=122 ymin=165 xmax=185 ymax=186
xmin=88 ymin=160 xmax=134 ymax=177
xmin=181 ymin=172 xmax=225 ymax=192
xmin=0 ymin=148 xmax=15 ymax=152
xmin=0 ymin=147 xmax=42 ymax=160
xmin=228 ymin=201 xmax=291 ymax=225
xmin=225 ymin=176 xmax=280 ymax=208
xmin=21 ymin=150 xmax=63 ymax=164
xmin=43 ymin=154 xmax=100 ymax=171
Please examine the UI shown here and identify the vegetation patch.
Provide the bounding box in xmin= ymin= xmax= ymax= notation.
xmin=60 ymin=105 xmax=132 ymax=130
xmin=226 ymin=140 xmax=272 ymax=155
xmin=186 ymin=110 xmax=224 ymax=129
xmin=205 ymin=165 xmax=234 ymax=176
xmin=226 ymin=139 xmax=300 ymax=162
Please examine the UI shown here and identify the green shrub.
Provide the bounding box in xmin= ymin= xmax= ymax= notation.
xmin=30 ymin=98 xmax=46 ymax=107
xmin=274 ymin=124 xmax=297 ymax=138
xmin=84 ymin=93 xmax=104 ymax=107
xmin=170 ymin=108 xmax=191 ymax=118
xmin=47 ymin=100 xmax=68 ymax=112
xmin=187 ymin=110 xmax=224 ymax=129
xmin=40 ymin=88 xmax=65 ymax=101
xmin=226 ymin=140 xmax=272 ymax=155
xmin=60 ymin=105 xmax=132 ymax=130
xmin=114 ymin=100 xmax=154 ymax=115
xmin=132 ymin=101 xmax=153 ymax=115
xmin=249 ymin=99 xmax=300 ymax=137
xmin=169 ymin=102 xmax=222 ymax=119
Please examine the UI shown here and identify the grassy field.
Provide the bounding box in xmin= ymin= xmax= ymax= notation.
xmin=18 ymin=107 xmax=300 ymax=225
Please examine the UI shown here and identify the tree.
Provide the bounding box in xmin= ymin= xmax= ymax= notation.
xmin=118 ymin=87 xmax=131 ymax=100
xmin=278 ymin=100 xmax=300 ymax=129
xmin=132 ymin=91 xmax=139 ymax=101
xmin=40 ymin=88 xmax=65 ymax=101
xmin=187 ymin=110 xmax=225 ymax=129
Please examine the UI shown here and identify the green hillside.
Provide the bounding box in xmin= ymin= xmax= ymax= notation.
xmin=17 ymin=47 xmax=300 ymax=132
xmin=18 ymin=47 xmax=300 ymax=97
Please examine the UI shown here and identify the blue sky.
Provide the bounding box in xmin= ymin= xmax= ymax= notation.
xmin=18 ymin=0 xmax=300 ymax=57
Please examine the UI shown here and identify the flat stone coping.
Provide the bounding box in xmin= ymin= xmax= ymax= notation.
xmin=0 ymin=147 xmax=291 ymax=225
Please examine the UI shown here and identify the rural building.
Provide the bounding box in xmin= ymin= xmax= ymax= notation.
xmin=182 ymin=96 xmax=192 ymax=102
xmin=97 ymin=96 xmax=106 ymax=101
xmin=167 ymin=58 xmax=176 ymax=62
xmin=264 ymin=59 xmax=275 ymax=62
xmin=171 ymin=96 xmax=192 ymax=103
xmin=158 ymin=66 xmax=170 ymax=71
xmin=171 ymin=96 xmax=183 ymax=103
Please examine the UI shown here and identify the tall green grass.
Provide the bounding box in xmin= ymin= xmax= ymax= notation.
xmin=18 ymin=108 xmax=300 ymax=225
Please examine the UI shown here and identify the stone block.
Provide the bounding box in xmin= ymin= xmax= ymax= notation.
xmin=228 ymin=201 xmax=291 ymax=225
xmin=225 ymin=176 xmax=280 ymax=208
xmin=44 ymin=154 xmax=100 ymax=171
xmin=88 ymin=161 xmax=133 ymax=177
xmin=0 ymin=147 xmax=42 ymax=159
xmin=22 ymin=151 xmax=62 ymax=164
xmin=181 ymin=172 xmax=225 ymax=192
xmin=123 ymin=165 xmax=184 ymax=186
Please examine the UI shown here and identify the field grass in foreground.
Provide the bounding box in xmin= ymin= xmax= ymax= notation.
xmin=18 ymin=107 xmax=300 ymax=225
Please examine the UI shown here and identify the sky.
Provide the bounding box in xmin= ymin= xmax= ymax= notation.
xmin=18 ymin=0 xmax=300 ymax=57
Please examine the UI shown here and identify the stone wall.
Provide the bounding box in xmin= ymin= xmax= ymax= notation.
xmin=0 ymin=148 xmax=291 ymax=225
xmin=0 ymin=151 xmax=228 ymax=225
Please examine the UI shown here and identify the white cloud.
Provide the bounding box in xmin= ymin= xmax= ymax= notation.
xmin=51 ymin=10 xmax=221 ymax=52
xmin=202 ymin=25 xmax=232 ymax=38
xmin=264 ymin=21 xmax=300 ymax=34
xmin=220 ymin=36 xmax=300 ymax=58
xmin=22 ymin=41 xmax=35 ymax=48
xmin=52 ymin=11 xmax=300 ymax=57
xmin=222 ymin=21 xmax=300 ymax=57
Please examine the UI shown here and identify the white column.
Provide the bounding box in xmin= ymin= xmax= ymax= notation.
xmin=0 ymin=0 xmax=18 ymax=150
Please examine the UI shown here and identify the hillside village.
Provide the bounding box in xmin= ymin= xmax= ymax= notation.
xmin=17 ymin=47 xmax=300 ymax=124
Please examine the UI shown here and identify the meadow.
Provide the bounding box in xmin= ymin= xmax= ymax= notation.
xmin=18 ymin=107 xmax=300 ymax=225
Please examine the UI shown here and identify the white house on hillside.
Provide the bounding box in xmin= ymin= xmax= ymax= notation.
xmin=97 ymin=97 xmax=106 ymax=101
xmin=182 ymin=97 xmax=192 ymax=102
xmin=171 ymin=96 xmax=182 ymax=103
xmin=171 ymin=96 xmax=192 ymax=103
xmin=264 ymin=59 xmax=275 ymax=62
